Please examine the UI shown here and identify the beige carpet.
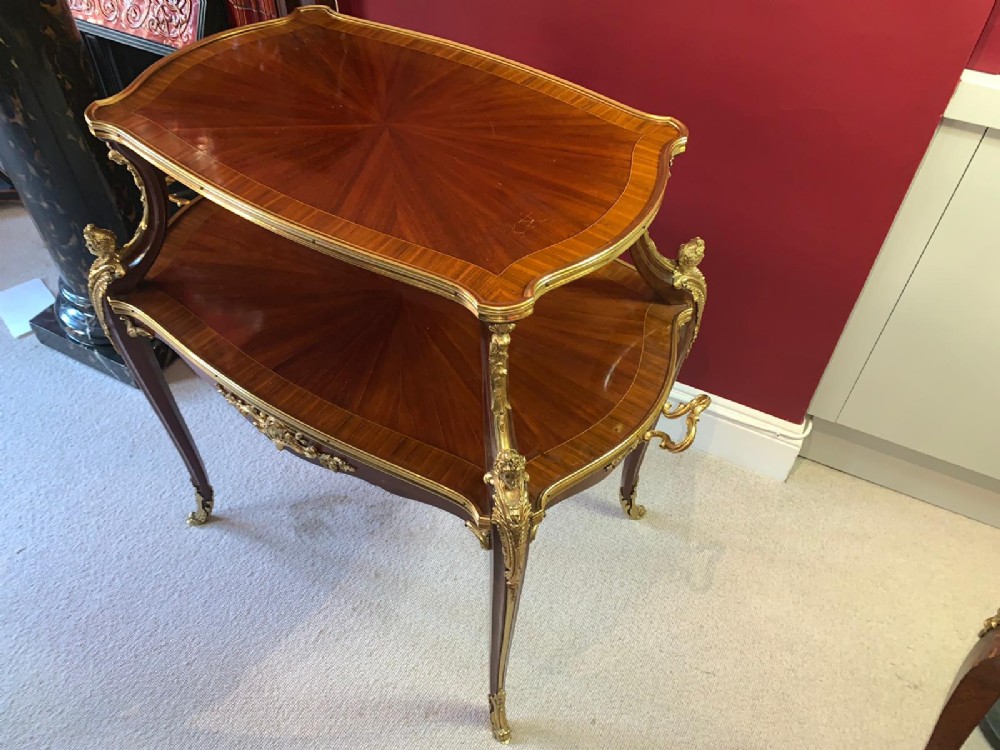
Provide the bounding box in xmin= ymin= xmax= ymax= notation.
xmin=3 ymin=204 xmax=999 ymax=749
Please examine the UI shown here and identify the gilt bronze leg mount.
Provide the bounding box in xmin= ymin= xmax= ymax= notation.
xmin=482 ymin=322 xmax=543 ymax=743
xmin=85 ymin=145 xmax=215 ymax=525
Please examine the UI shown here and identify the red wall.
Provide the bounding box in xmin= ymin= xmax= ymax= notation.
xmin=970 ymin=2 xmax=1000 ymax=73
xmin=348 ymin=0 xmax=992 ymax=422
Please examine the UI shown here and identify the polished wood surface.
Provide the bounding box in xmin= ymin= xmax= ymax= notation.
xmin=112 ymin=199 xmax=689 ymax=517
xmin=86 ymin=15 xmax=703 ymax=741
xmin=88 ymin=6 xmax=686 ymax=320
xmin=925 ymin=624 xmax=1000 ymax=750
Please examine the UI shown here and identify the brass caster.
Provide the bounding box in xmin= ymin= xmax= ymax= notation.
xmin=186 ymin=488 xmax=214 ymax=526
xmin=981 ymin=608 xmax=1000 ymax=637
xmin=489 ymin=690 xmax=511 ymax=744
xmin=619 ymin=487 xmax=646 ymax=520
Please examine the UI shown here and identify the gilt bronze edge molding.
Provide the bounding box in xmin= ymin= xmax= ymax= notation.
xmin=527 ymin=201 xmax=663 ymax=308
xmin=536 ymin=306 xmax=694 ymax=510
xmin=106 ymin=302 xmax=485 ymax=527
xmin=87 ymin=6 xmax=687 ymax=140
xmin=84 ymin=127 xmax=668 ymax=325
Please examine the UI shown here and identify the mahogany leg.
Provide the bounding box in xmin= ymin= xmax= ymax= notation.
xmin=619 ymin=440 xmax=650 ymax=519
xmin=925 ymin=617 xmax=1000 ymax=750
xmin=105 ymin=306 xmax=214 ymax=524
xmin=489 ymin=524 xmax=531 ymax=744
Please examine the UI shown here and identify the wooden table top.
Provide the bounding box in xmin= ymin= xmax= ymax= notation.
xmin=87 ymin=6 xmax=686 ymax=321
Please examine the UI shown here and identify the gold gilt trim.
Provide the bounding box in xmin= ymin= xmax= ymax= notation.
xmin=466 ymin=520 xmax=492 ymax=550
xmin=675 ymin=305 xmax=694 ymax=333
xmin=485 ymin=449 xmax=533 ymax=589
xmin=108 ymin=148 xmax=149 ymax=255
xmin=489 ymin=689 xmax=511 ymax=744
xmin=619 ymin=485 xmax=645 ymax=520
xmin=633 ymin=232 xmax=707 ymax=343
xmin=603 ymin=440 xmax=641 ymax=473
xmin=165 ymin=176 xmax=193 ymax=207
xmin=85 ymin=10 xmax=687 ymax=325
xmin=484 ymin=323 xmax=540 ymax=586
xmin=670 ymin=237 xmax=707 ymax=343
xmin=84 ymin=226 xmax=126 ymax=339
xmin=488 ymin=323 xmax=515 ymax=438
xmin=107 ymin=295 xmax=691 ymax=542
xmin=645 ymin=393 xmax=712 ymax=453
xmin=110 ymin=301 xmax=484 ymax=526
xmin=188 ymin=487 xmax=214 ymax=526
xmin=538 ymin=307 xmax=694 ymax=509
xmin=168 ymin=194 xmax=204 ymax=223
xmin=524 ymin=209 xmax=662 ymax=315
xmin=84 ymin=148 xmax=150 ymax=338
xmin=665 ymin=234 xmax=706 ymax=341
xmin=124 ymin=318 xmax=154 ymax=339
xmin=980 ymin=608 xmax=1000 ymax=638
xmin=86 ymin=122 xmax=665 ymax=324
xmin=89 ymin=7 xmax=688 ymax=130
xmin=219 ymin=386 xmax=355 ymax=473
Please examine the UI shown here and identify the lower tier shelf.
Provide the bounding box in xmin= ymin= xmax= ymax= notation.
xmin=110 ymin=199 xmax=693 ymax=523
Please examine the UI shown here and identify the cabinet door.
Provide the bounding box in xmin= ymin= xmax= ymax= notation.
xmin=837 ymin=128 xmax=1000 ymax=480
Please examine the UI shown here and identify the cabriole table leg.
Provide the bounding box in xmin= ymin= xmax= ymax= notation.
xmin=619 ymin=440 xmax=650 ymax=519
xmin=84 ymin=145 xmax=215 ymax=525
xmin=482 ymin=322 xmax=542 ymax=743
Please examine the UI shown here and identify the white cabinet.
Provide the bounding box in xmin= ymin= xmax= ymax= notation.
xmin=834 ymin=129 xmax=1000 ymax=480
xmin=806 ymin=92 xmax=1000 ymax=524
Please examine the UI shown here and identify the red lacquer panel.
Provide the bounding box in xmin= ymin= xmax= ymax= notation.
xmin=69 ymin=0 xmax=202 ymax=49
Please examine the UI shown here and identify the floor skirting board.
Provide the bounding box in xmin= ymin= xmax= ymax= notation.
xmin=662 ymin=382 xmax=809 ymax=482
xmin=677 ymin=383 xmax=1000 ymax=528
xmin=803 ymin=417 xmax=1000 ymax=530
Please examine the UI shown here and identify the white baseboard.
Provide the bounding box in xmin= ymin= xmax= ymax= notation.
xmin=803 ymin=418 xmax=1000 ymax=529
xmin=944 ymin=69 xmax=1000 ymax=131
xmin=657 ymin=382 xmax=809 ymax=481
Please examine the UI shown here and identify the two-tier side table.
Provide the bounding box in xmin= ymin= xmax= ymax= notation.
xmin=83 ymin=7 xmax=711 ymax=743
